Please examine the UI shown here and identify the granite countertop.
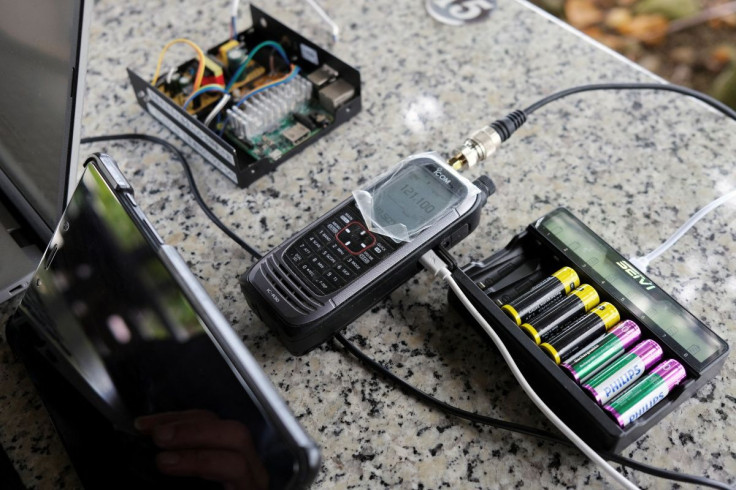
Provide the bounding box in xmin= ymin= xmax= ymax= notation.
xmin=1 ymin=0 xmax=735 ymax=488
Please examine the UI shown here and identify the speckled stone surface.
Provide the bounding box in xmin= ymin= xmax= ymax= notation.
xmin=1 ymin=0 xmax=735 ymax=488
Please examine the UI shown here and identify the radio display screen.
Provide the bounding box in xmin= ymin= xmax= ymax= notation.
xmin=372 ymin=164 xmax=459 ymax=232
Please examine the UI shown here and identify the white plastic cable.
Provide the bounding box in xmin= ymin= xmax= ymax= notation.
xmin=231 ymin=0 xmax=338 ymax=42
xmin=419 ymin=250 xmax=640 ymax=490
xmin=629 ymin=187 xmax=736 ymax=272
xmin=304 ymin=0 xmax=340 ymax=42
xmin=165 ymin=67 xmax=176 ymax=85
xmin=203 ymin=94 xmax=231 ymax=127
xmin=230 ymin=0 xmax=241 ymax=39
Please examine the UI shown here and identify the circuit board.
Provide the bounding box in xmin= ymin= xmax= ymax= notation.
xmin=128 ymin=5 xmax=361 ymax=188
xmin=223 ymin=101 xmax=333 ymax=162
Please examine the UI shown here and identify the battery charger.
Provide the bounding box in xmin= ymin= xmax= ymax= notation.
xmin=449 ymin=207 xmax=729 ymax=453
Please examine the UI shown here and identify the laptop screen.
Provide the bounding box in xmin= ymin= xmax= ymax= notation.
xmin=8 ymin=160 xmax=317 ymax=488
xmin=0 ymin=0 xmax=82 ymax=232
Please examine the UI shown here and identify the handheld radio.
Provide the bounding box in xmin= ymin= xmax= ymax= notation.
xmin=241 ymin=152 xmax=494 ymax=355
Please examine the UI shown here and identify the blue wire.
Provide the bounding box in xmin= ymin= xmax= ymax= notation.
xmin=182 ymin=85 xmax=229 ymax=110
xmin=225 ymin=41 xmax=290 ymax=92
xmin=235 ymin=66 xmax=301 ymax=108
xmin=218 ymin=66 xmax=301 ymax=136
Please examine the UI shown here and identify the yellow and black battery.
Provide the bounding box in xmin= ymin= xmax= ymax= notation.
xmin=540 ymin=302 xmax=620 ymax=364
xmin=520 ymin=284 xmax=600 ymax=344
xmin=501 ymin=266 xmax=579 ymax=326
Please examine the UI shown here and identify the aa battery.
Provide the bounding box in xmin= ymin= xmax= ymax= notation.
xmin=520 ymin=284 xmax=599 ymax=344
xmin=561 ymin=320 xmax=642 ymax=383
xmin=603 ymin=359 xmax=686 ymax=428
xmin=582 ymin=339 xmax=663 ymax=405
xmin=539 ymin=303 xmax=620 ymax=364
xmin=501 ymin=267 xmax=580 ymax=326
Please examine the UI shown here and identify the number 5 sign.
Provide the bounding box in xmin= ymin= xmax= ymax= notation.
xmin=425 ymin=0 xmax=496 ymax=25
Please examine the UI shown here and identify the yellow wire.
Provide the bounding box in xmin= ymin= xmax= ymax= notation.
xmin=237 ymin=65 xmax=296 ymax=101
xmin=151 ymin=38 xmax=206 ymax=93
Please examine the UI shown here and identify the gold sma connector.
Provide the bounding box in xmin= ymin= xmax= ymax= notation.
xmin=447 ymin=126 xmax=503 ymax=171
xmin=448 ymin=151 xmax=469 ymax=171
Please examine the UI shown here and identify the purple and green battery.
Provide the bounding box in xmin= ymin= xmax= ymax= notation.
xmin=561 ymin=320 xmax=641 ymax=383
xmin=582 ymin=339 xmax=663 ymax=405
xmin=603 ymin=359 xmax=687 ymax=427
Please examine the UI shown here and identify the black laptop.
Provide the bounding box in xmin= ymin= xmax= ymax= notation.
xmin=1 ymin=1 xmax=320 ymax=487
xmin=5 ymin=154 xmax=320 ymax=488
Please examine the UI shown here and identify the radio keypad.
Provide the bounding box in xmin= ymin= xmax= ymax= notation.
xmin=288 ymin=250 xmax=305 ymax=264
xmin=336 ymin=222 xmax=376 ymax=254
xmin=325 ymin=210 xmax=357 ymax=234
xmin=334 ymin=264 xmax=354 ymax=280
xmin=357 ymin=251 xmax=376 ymax=266
xmin=311 ymin=277 xmax=332 ymax=293
xmin=285 ymin=206 xmax=394 ymax=295
xmin=309 ymin=256 xmax=328 ymax=272
xmin=371 ymin=242 xmax=389 ymax=257
xmin=317 ymin=228 xmax=334 ymax=245
xmin=344 ymin=256 xmax=364 ymax=273
xmin=299 ymin=262 xmax=317 ymax=279
xmin=329 ymin=242 xmax=348 ymax=259
xmin=297 ymin=242 xmax=312 ymax=258
xmin=324 ymin=270 xmax=343 ymax=287
xmin=307 ymin=235 xmax=324 ymax=251
xmin=320 ymin=249 xmax=339 ymax=265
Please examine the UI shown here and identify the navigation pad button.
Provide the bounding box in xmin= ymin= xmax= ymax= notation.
xmin=336 ymin=221 xmax=376 ymax=254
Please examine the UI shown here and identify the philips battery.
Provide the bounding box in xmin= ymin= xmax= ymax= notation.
xmin=603 ymin=359 xmax=687 ymax=428
xmin=561 ymin=320 xmax=641 ymax=383
xmin=582 ymin=339 xmax=663 ymax=405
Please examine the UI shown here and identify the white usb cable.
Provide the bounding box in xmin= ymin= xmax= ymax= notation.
xmin=231 ymin=0 xmax=339 ymax=42
xmin=303 ymin=0 xmax=340 ymax=42
xmin=420 ymin=250 xmax=640 ymax=490
xmin=630 ymin=187 xmax=736 ymax=272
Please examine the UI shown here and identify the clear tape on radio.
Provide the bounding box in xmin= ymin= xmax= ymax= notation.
xmin=353 ymin=152 xmax=479 ymax=242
